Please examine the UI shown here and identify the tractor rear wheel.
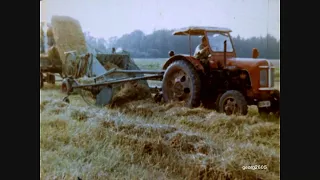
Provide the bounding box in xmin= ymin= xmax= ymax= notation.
xmin=162 ymin=60 xmax=201 ymax=108
xmin=218 ymin=90 xmax=248 ymax=115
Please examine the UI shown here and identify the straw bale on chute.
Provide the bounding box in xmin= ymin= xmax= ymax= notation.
xmin=46 ymin=15 xmax=151 ymax=105
xmin=50 ymin=15 xmax=87 ymax=65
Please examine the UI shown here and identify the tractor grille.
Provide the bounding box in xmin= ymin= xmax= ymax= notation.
xmin=259 ymin=61 xmax=276 ymax=90
xmin=260 ymin=69 xmax=268 ymax=87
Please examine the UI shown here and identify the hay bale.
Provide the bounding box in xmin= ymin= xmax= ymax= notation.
xmin=46 ymin=26 xmax=55 ymax=47
xmin=46 ymin=26 xmax=54 ymax=38
xmin=47 ymin=46 xmax=62 ymax=66
xmin=40 ymin=54 xmax=50 ymax=67
xmin=50 ymin=15 xmax=87 ymax=65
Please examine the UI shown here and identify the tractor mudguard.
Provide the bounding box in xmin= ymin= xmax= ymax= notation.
xmin=162 ymin=55 xmax=204 ymax=73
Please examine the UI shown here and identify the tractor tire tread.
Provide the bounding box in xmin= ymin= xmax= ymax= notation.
xmin=162 ymin=60 xmax=201 ymax=107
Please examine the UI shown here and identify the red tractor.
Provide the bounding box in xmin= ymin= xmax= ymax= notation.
xmin=161 ymin=26 xmax=279 ymax=116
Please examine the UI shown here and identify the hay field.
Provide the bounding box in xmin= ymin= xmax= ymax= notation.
xmin=40 ymin=59 xmax=280 ymax=180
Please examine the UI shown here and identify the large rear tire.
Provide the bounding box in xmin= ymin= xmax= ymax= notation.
xmin=162 ymin=60 xmax=201 ymax=108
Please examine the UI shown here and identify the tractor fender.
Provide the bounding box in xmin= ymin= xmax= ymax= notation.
xmin=162 ymin=55 xmax=204 ymax=73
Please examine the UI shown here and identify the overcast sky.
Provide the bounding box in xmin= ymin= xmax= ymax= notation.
xmin=40 ymin=0 xmax=279 ymax=40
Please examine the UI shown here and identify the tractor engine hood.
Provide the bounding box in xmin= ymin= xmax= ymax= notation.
xmin=227 ymin=57 xmax=272 ymax=70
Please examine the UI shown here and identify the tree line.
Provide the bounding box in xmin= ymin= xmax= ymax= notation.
xmin=40 ymin=23 xmax=279 ymax=59
xmin=85 ymin=29 xmax=279 ymax=59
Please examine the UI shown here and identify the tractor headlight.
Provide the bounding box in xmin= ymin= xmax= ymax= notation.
xmin=260 ymin=69 xmax=268 ymax=87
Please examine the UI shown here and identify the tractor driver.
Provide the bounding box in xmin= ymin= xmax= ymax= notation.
xmin=194 ymin=36 xmax=210 ymax=60
xmin=194 ymin=36 xmax=211 ymax=72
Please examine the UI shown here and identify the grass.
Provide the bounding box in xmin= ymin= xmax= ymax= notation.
xmin=40 ymin=59 xmax=280 ymax=180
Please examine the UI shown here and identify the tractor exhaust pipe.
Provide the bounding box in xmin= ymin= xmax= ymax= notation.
xmin=224 ymin=40 xmax=227 ymax=67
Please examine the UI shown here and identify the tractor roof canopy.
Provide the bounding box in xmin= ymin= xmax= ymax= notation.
xmin=173 ymin=26 xmax=232 ymax=36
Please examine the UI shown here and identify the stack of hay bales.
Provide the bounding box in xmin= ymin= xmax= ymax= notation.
xmin=50 ymin=16 xmax=88 ymax=76
xmin=48 ymin=15 xmax=150 ymax=105
xmin=50 ymin=15 xmax=87 ymax=65
xmin=40 ymin=22 xmax=62 ymax=69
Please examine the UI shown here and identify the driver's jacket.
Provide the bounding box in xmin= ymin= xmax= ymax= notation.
xmin=194 ymin=44 xmax=210 ymax=59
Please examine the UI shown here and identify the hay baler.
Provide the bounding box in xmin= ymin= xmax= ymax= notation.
xmin=60 ymin=51 xmax=164 ymax=105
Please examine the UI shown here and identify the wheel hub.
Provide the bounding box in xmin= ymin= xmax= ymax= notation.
xmin=173 ymin=79 xmax=184 ymax=97
xmin=171 ymin=74 xmax=190 ymax=100
xmin=224 ymin=98 xmax=238 ymax=115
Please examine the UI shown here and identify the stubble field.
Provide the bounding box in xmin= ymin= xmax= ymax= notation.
xmin=40 ymin=58 xmax=280 ymax=180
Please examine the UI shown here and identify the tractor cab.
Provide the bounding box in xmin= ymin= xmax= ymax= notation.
xmin=171 ymin=26 xmax=236 ymax=59
xmin=168 ymin=26 xmax=261 ymax=69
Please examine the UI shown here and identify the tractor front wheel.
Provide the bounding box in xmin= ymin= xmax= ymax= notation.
xmin=258 ymin=90 xmax=280 ymax=117
xmin=218 ymin=90 xmax=248 ymax=115
xmin=162 ymin=60 xmax=201 ymax=108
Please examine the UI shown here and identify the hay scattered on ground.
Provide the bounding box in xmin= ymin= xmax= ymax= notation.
xmin=41 ymin=56 xmax=280 ymax=179
xmin=110 ymin=82 xmax=151 ymax=107
xmin=40 ymin=89 xmax=280 ymax=179
xmin=101 ymin=61 xmax=151 ymax=107
xmin=50 ymin=15 xmax=87 ymax=65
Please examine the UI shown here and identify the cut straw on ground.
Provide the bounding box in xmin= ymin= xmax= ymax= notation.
xmin=41 ymin=86 xmax=280 ymax=180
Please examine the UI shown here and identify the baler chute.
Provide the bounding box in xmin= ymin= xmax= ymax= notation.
xmin=44 ymin=15 xmax=163 ymax=106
